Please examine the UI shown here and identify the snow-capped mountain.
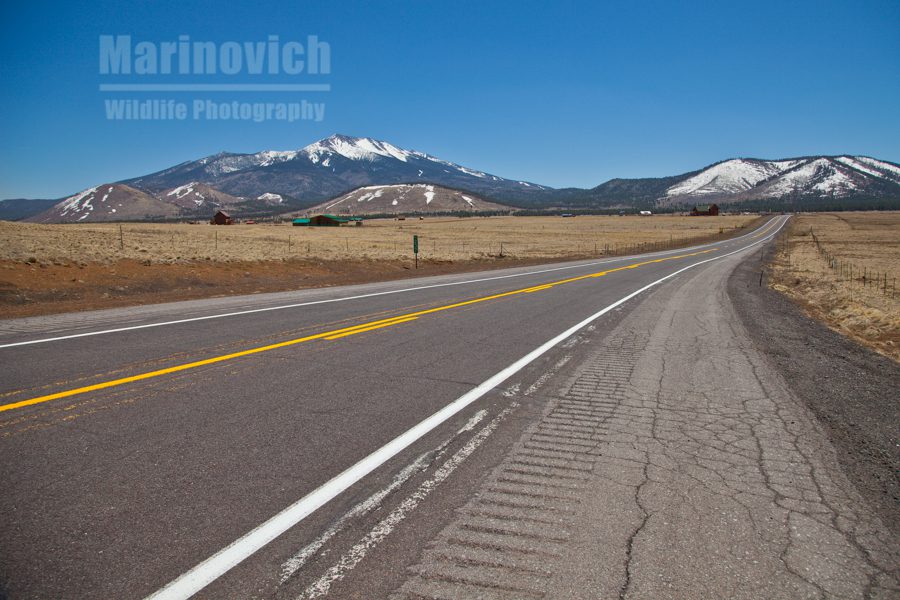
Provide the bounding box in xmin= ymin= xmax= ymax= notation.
xmin=565 ymin=155 xmax=900 ymax=210
xmin=301 ymin=184 xmax=510 ymax=216
xmin=665 ymin=159 xmax=805 ymax=197
xmin=27 ymin=184 xmax=180 ymax=223
xmin=12 ymin=140 xmax=900 ymax=223
xmin=662 ymin=156 xmax=900 ymax=204
xmin=122 ymin=134 xmax=548 ymax=204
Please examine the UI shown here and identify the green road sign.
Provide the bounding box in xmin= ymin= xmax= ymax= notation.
xmin=413 ymin=235 xmax=419 ymax=254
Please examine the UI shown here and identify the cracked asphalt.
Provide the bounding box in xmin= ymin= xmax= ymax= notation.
xmin=394 ymin=244 xmax=899 ymax=599
xmin=3 ymin=217 xmax=897 ymax=599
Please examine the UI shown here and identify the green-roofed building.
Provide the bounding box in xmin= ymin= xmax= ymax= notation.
xmin=293 ymin=215 xmax=363 ymax=226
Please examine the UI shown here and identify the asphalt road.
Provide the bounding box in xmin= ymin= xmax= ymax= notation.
xmin=6 ymin=215 xmax=878 ymax=599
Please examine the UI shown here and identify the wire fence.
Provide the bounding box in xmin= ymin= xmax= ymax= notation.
xmin=5 ymin=220 xmax=753 ymax=265
xmin=809 ymin=228 xmax=896 ymax=298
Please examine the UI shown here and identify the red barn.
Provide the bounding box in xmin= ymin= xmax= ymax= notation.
xmin=690 ymin=204 xmax=719 ymax=216
xmin=211 ymin=210 xmax=233 ymax=225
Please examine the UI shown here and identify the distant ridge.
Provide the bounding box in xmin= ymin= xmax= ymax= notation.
xmin=8 ymin=134 xmax=900 ymax=222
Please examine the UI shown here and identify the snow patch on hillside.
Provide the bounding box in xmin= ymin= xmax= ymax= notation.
xmin=167 ymin=182 xmax=198 ymax=199
xmin=835 ymin=157 xmax=884 ymax=178
xmin=667 ymin=159 xmax=789 ymax=196
xmin=456 ymin=166 xmax=487 ymax=178
xmin=357 ymin=189 xmax=385 ymax=203
xmin=766 ymin=158 xmax=858 ymax=195
xmin=854 ymin=156 xmax=900 ymax=181
xmin=60 ymin=186 xmax=99 ymax=216
xmin=255 ymin=150 xmax=299 ymax=166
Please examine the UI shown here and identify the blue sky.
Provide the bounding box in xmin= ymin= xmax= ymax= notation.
xmin=1 ymin=0 xmax=898 ymax=199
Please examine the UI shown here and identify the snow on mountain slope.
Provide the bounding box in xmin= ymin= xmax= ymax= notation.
xmin=120 ymin=134 xmax=548 ymax=204
xmin=835 ymin=157 xmax=884 ymax=178
xmin=760 ymin=158 xmax=860 ymax=196
xmin=303 ymin=135 xmax=412 ymax=163
xmin=257 ymin=192 xmax=284 ymax=204
xmin=301 ymin=184 xmax=511 ymax=216
xmin=162 ymin=182 xmax=242 ymax=211
xmin=298 ymin=135 xmax=528 ymax=185
xmin=666 ymin=159 xmax=801 ymax=197
xmin=664 ymin=156 xmax=900 ymax=202
xmin=27 ymin=184 xmax=180 ymax=223
xmin=840 ymin=156 xmax=900 ymax=182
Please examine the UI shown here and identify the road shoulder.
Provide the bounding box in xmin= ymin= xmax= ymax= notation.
xmin=392 ymin=245 xmax=899 ymax=599
xmin=729 ymin=243 xmax=900 ymax=536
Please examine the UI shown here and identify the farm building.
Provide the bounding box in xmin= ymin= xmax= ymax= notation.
xmin=293 ymin=215 xmax=363 ymax=227
xmin=211 ymin=210 xmax=233 ymax=225
xmin=690 ymin=204 xmax=719 ymax=216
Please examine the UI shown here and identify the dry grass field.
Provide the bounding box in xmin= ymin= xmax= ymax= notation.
xmin=770 ymin=212 xmax=899 ymax=361
xmin=0 ymin=214 xmax=758 ymax=318
xmin=1 ymin=214 xmax=756 ymax=264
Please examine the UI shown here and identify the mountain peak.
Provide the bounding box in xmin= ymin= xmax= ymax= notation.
xmin=303 ymin=134 xmax=412 ymax=163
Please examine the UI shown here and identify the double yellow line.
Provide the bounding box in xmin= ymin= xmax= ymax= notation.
xmin=751 ymin=218 xmax=780 ymax=239
xmin=0 ymin=247 xmax=715 ymax=414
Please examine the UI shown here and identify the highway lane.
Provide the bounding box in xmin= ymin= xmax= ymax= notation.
xmin=0 ymin=216 xmax=787 ymax=599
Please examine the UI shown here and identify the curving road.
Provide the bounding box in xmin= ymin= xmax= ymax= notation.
xmin=1 ymin=216 xmax=895 ymax=599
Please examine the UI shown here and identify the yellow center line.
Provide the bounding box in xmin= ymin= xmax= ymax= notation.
xmin=0 ymin=247 xmax=717 ymax=414
xmin=752 ymin=219 xmax=778 ymax=239
xmin=323 ymin=317 xmax=420 ymax=340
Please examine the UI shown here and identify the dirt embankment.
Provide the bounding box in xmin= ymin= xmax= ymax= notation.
xmin=0 ymin=215 xmax=759 ymax=319
xmin=0 ymin=256 xmax=555 ymax=319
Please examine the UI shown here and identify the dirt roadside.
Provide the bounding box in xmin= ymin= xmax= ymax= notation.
xmin=0 ymin=216 xmax=762 ymax=319
xmin=0 ymin=255 xmax=604 ymax=319
xmin=0 ymin=220 xmax=763 ymax=319
xmin=729 ymin=242 xmax=900 ymax=535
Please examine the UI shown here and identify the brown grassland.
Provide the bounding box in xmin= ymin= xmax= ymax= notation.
xmin=769 ymin=211 xmax=899 ymax=361
xmin=0 ymin=214 xmax=756 ymax=317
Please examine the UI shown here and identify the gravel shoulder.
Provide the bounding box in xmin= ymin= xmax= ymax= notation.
xmin=729 ymin=242 xmax=900 ymax=535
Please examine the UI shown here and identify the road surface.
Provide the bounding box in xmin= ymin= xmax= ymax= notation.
xmin=1 ymin=216 xmax=895 ymax=599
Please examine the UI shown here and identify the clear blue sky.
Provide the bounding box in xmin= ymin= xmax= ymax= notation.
xmin=1 ymin=0 xmax=898 ymax=199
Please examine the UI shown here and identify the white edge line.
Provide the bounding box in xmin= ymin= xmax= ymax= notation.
xmin=0 ymin=217 xmax=778 ymax=349
xmin=144 ymin=216 xmax=788 ymax=600
xmin=0 ymin=260 xmax=619 ymax=348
